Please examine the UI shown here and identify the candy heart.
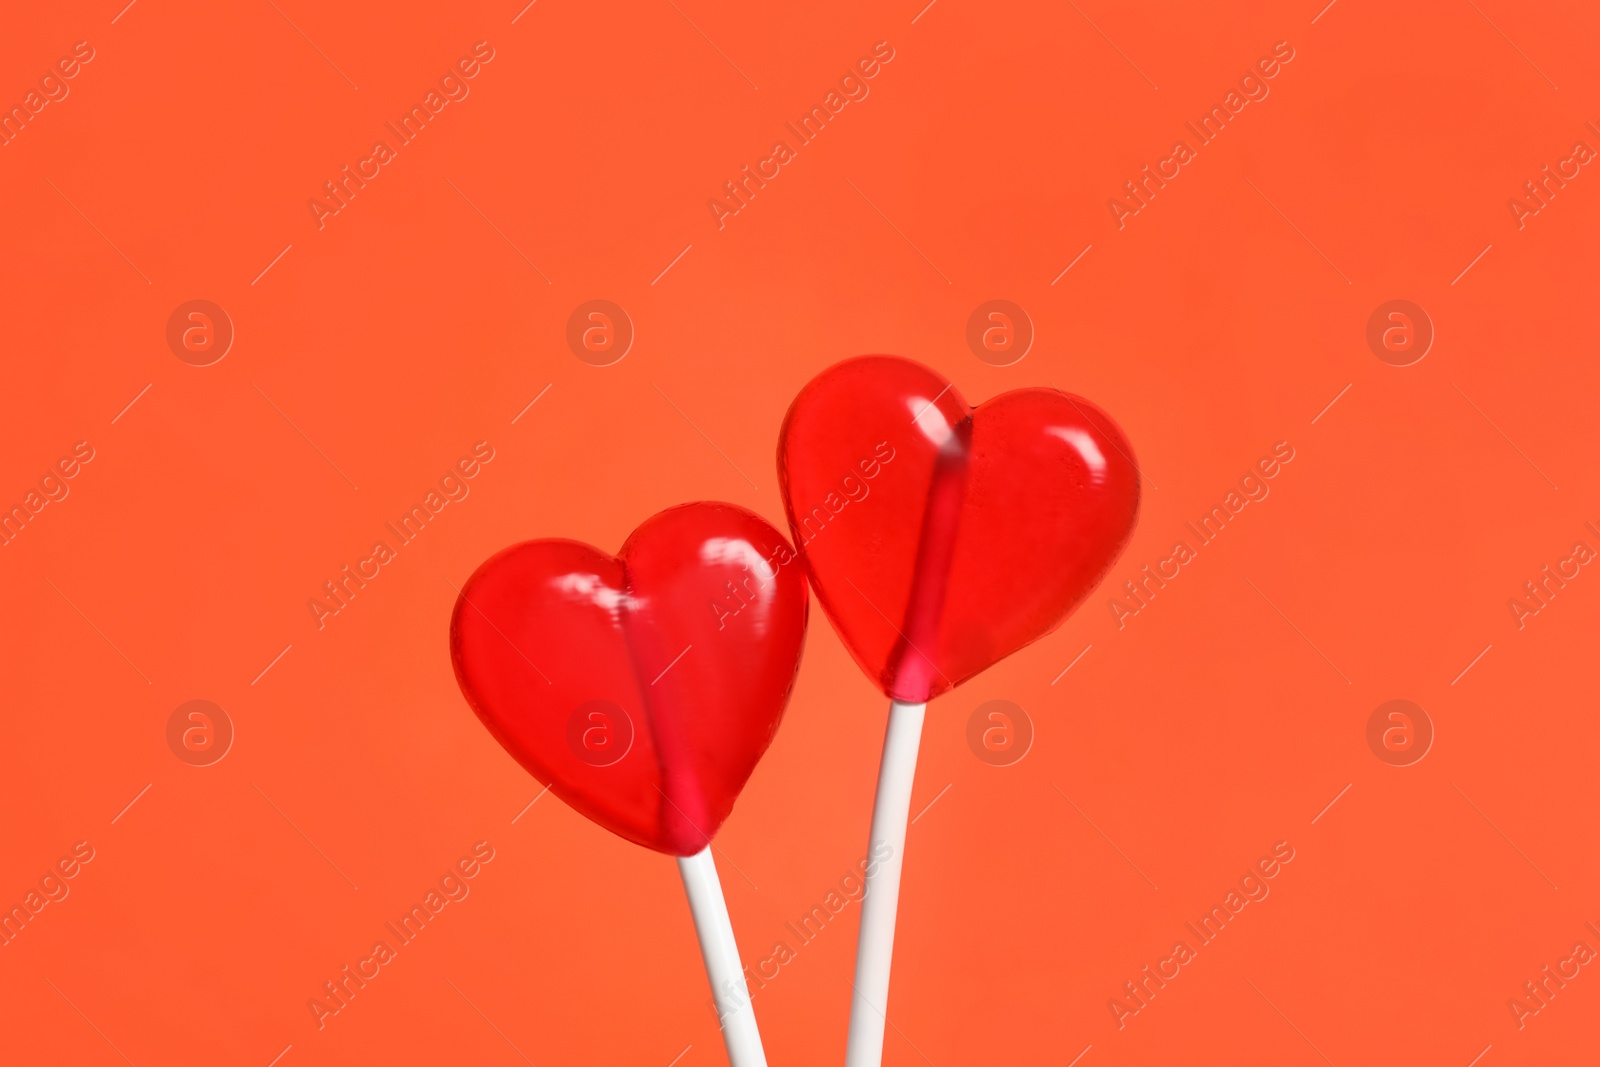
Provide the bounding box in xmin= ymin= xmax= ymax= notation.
xmin=778 ymin=356 xmax=1140 ymax=703
xmin=450 ymin=503 xmax=808 ymax=856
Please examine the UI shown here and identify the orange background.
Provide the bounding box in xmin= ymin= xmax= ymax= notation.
xmin=3 ymin=1 xmax=1599 ymax=1064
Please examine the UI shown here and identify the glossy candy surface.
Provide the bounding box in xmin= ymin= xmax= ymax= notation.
xmin=778 ymin=356 xmax=1140 ymax=703
xmin=450 ymin=502 xmax=808 ymax=856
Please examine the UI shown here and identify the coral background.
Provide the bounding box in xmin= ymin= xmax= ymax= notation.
xmin=1 ymin=0 xmax=1597 ymax=1064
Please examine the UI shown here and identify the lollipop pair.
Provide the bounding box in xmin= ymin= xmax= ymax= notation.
xmin=450 ymin=356 xmax=1140 ymax=1066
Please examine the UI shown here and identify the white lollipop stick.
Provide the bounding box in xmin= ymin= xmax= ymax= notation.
xmin=678 ymin=846 xmax=768 ymax=1067
xmin=845 ymin=698 xmax=927 ymax=1067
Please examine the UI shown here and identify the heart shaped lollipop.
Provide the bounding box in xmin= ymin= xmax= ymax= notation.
xmin=778 ymin=355 xmax=1140 ymax=1067
xmin=778 ymin=355 xmax=1141 ymax=703
xmin=450 ymin=501 xmax=806 ymax=1067
xmin=450 ymin=501 xmax=808 ymax=855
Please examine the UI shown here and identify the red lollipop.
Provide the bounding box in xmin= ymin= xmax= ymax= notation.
xmin=779 ymin=355 xmax=1141 ymax=702
xmin=450 ymin=501 xmax=807 ymax=1067
xmin=777 ymin=356 xmax=1140 ymax=1065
